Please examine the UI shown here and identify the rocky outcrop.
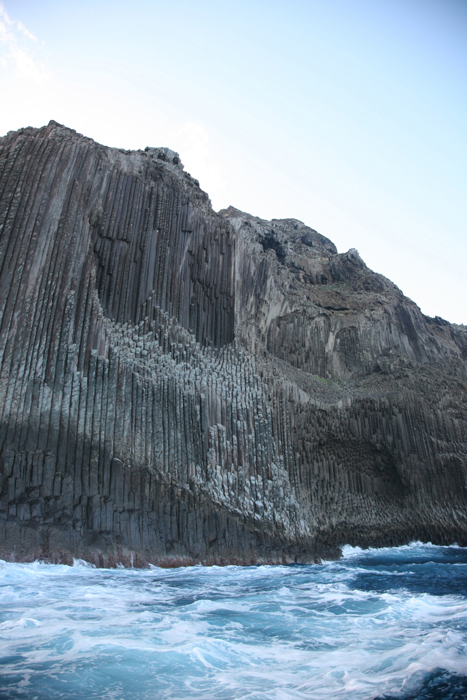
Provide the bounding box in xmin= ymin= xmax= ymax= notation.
xmin=0 ymin=121 xmax=466 ymax=566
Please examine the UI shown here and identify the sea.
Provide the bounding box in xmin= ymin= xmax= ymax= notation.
xmin=0 ymin=543 xmax=466 ymax=700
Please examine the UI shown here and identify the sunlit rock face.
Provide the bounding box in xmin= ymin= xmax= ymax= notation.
xmin=0 ymin=121 xmax=466 ymax=566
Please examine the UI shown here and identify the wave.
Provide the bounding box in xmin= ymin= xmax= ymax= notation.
xmin=0 ymin=545 xmax=466 ymax=699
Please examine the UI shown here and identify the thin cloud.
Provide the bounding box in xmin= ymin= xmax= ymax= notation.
xmin=0 ymin=4 xmax=12 ymax=26
xmin=17 ymin=21 xmax=36 ymax=42
xmin=0 ymin=3 xmax=48 ymax=83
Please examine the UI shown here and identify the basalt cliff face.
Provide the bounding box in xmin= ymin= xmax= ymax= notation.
xmin=0 ymin=121 xmax=466 ymax=566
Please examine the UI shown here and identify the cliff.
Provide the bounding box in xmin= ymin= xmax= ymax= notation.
xmin=0 ymin=121 xmax=466 ymax=566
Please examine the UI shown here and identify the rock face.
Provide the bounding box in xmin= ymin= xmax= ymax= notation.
xmin=0 ymin=121 xmax=466 ymax=566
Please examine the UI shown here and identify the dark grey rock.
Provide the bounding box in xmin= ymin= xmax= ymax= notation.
xmin=0 ymin=121 xmax=466 ymax=567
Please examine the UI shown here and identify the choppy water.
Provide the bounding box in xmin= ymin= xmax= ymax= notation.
xmin=0 ymin=543 xmax=466 ymax=700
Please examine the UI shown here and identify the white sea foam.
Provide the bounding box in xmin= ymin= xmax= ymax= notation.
xmin=341 ymin=540 xmax=462 ymax=559
xmin=0 ymin=545 xmax=466 ymax=699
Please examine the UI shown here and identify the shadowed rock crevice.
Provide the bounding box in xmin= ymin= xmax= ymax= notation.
xmin=259 ymin=232 xmax=287 ymax=264
xmin=0 ymin=121 xmax=466 ymax=566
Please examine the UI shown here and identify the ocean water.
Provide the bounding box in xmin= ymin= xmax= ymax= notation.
xmin=0 ymin=543 xmax=466 ymax=700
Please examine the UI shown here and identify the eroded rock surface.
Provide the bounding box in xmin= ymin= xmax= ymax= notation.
xmin=0 ymin=121 xmax=466 ymax=565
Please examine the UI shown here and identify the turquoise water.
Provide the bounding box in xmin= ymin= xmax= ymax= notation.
xmin=0 ymin=543 xmax=466 ymax=699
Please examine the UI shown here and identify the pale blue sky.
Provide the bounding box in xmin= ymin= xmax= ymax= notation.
xmin=1 ymin=0 xmax=466 ymax=323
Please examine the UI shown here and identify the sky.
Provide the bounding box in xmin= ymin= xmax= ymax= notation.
xmin=0 ymin=0 xmax=466 ymax=324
